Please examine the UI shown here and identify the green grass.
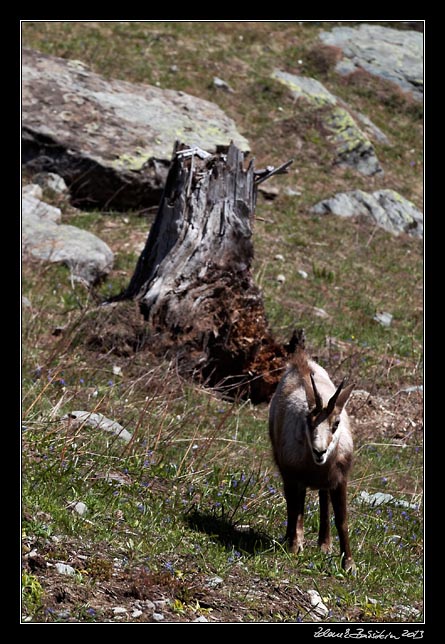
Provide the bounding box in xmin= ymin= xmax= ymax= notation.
xmin=21 ymin=337 xmax=423 ymax=621
xmin=21 ymin=21 xmax=423 ymax=623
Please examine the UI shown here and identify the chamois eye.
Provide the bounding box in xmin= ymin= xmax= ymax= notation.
xmin=332 ymin=419 xmax=340 ymax=432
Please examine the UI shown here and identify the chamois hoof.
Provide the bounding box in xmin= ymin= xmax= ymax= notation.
xmin=286 ymin=539 xmax=303 ymax=554
xmin=342 ymin=557 xmax=357 ymax=575
xmin=319 ymin=542 xmax=332 ymax=554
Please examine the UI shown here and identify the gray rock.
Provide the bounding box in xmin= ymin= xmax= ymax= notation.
xmin=22 ymin=183 xmax=43 ymax=200
xmin=73 ymin=501 xmax=88 ymax=516
xmin=272 ymin=71 xmax=337 ymax=106
xmin=34 ymin=172 xmax=68 ymax=194
xmin=356 ymin=491 xmax=418 ymax=510
xmin=397 ymin=385 xmax=423 ymax=394
xmin=55 ymin=563 xmax=76 ymax=576
xmin=311 ymin=189 xmax=423 ymax=238
xmin=62 ymin=411 xmax=133 ymax=443
xmin=307 ymin=589 xmax=329 ymax=620
xmin=131 ymin=609 xmax=143 ymax=618
xmin=22 ymin=48 xmax=249 ymax=211
xmin=319 ymin=24 xmax=423 ymax=101
xmin=373 ymin=311 xmax=393 ymax=328
xmin=213 ymin=76 xmax=234 ymax=92
xmin=23 ymin=190 xmax=61 ymax=224
xmin=271 ymin=70 xmax=383 ymax=176
xmin=22 ymin=188 xmax=114 ymax=285
xmin=152 ymin=612 xmax=165 ymax=622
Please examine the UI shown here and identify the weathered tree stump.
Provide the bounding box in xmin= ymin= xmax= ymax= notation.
xmin=117 ymin=141 xmax=291 ymax=403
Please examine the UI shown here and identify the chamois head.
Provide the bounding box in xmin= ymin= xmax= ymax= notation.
xmin=304 ymin=374 xmax=354 ymax=466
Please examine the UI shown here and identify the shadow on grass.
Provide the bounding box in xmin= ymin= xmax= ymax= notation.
xmin=184 ymin=508 xmax=276 ymax=555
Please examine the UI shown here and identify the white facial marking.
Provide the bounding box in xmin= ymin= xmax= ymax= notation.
xmin=307 ymin=418 xmax=342 ymax=465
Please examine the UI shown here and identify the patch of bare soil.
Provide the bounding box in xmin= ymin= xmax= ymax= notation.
xmin=22 ymin=536 xmax=318 ymax=623
xmin=22 ymin=387 xmax=423 ymax=624
xmin=348 ymin=387 xmax=423 ymax=445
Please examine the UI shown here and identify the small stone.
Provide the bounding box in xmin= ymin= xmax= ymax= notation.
xmin=154 ymin=599 xmax=168 ymax=610
xmin=131 ymin=609 xmax=143 ymax=618
xmin=274 ymin=254 xmax=285 ymax=262
xmin=152 ymin=612 xmax=165 ymax=622
xmin=55 ymin=563 xmax=76 ymax=576
xmin=213 ymin=76 xmax=234 ymax=92
xmin=193 ymin=615 xmax=209 ymax=622
xmin=73 ymin=501 xmax=87 ymax=516
xmin=35 ymin=172 xmax=68 ymax=193
xmin=298 ymin=270 xmax=308 ymax=279
xmin=205 ymin=575 xmax=224 ymax=588
xmin=276 ymin=274 xmax=286 ymax=284
xmin=307 ymin=589 xmax=329 ymax=619
xmin=112 ymin=606 xmax=128 ymax=615
xmin=313 ymin=306 xmax=329 ymax=318
xmin=373 ymin=311 xmax=393 ymax=327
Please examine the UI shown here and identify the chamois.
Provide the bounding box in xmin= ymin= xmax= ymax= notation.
xmin=268 ymin=330 xmax=356 ymax=572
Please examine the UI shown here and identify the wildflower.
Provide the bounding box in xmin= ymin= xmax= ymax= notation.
xmin=164 ymin=561 xmax=174 ymax=573
xmin=381 ymin=477 xmax=388 ymax=485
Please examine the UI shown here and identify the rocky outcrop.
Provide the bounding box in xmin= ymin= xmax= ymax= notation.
xmin=311 ymin=189 xmax=423 ymax=238
xmin=22 ymin=48 xmax=250 ymax=211
xmin=319 ymin=24 xmax=423 ymax=101
xmin=22 ymin=184 xmax=114 ymax=284
xmin=271 ymin=70 xmax=384 ymax=176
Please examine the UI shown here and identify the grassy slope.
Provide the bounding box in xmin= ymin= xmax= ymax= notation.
xmin=21 ymin=21 xmax=423 ymax=624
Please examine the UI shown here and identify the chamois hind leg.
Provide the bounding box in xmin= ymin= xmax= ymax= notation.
xmin=283 ymin=481 xmax=306 ymax=553
xmin=318 ymin=489 xmax=332 ymax=553
xmin=330 ymin=482 xmax=356 ymax=573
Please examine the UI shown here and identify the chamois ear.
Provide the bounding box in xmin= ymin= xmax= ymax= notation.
xmin=333 ymin=382 xmax=355 ymax=413
xmin=321 ymin=379 xmax=355 ymax=419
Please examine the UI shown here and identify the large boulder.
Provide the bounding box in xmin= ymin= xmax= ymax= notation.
xmin=22 ymin=48 xmax=250 ymax=211
xmin=319 ymin=24 xmax=423 ymax=102
xmin=271 ymin=70 xmax=385 ymax=176
xmin=311 ymin=189 xmax=423 ymax=238
xmin=22 ymin=185 xmax=114 ymax=284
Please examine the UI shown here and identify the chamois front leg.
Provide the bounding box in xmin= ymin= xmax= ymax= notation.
xmin=283 ymin=481 xmax=306 ymax=553
xmin=318 ymin=489 xmax=332 ymax=553
xmin=330 ymin=482 xmax=356 ymax=573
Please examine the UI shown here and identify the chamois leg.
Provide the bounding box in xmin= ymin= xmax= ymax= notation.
xmin=330 ymin=482 xmax=356 ymax=573
xmin=318 ymin=489 xmax=332 ymax=553
xmin=284 ymin=481 xmax=306 ymax=553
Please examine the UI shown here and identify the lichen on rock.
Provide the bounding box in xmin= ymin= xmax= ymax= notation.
xmin=271 ymin=70 xmax=383 ymax=176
